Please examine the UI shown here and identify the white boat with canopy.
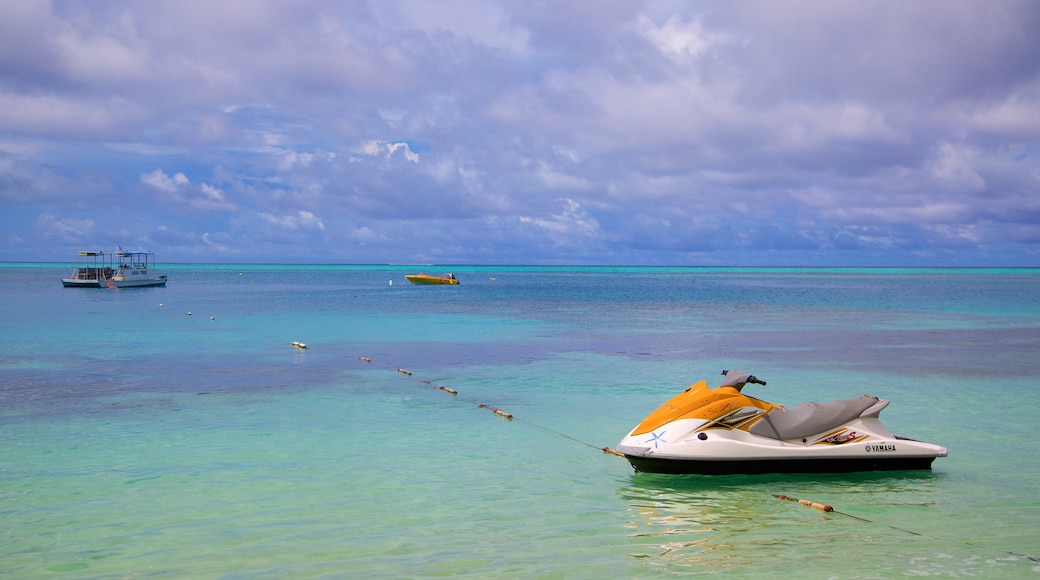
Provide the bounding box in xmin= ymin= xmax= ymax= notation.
xmin=109 ymin=251 xmax=167 ymax=288
xmin=61 ymin=251 xmax=116 ymax=288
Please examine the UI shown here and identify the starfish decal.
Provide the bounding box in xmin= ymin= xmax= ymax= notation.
xmin=647 ymin=431 xmax=667 ymax=449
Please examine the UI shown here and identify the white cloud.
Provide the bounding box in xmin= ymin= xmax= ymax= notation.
xmin=349 ymin=226 xmax=384 ymax=243
xmin=519 ymin=198 xmax=600 ymax=240
xmin=140 ymin=169 xmax=235 ymax=211
xmin=141 ymin=168 xmax=188 ymax=193
xmin=259 ymin=210 xmax=325 ymax=231
xmin=928 ymin=142 xmax=986 ymax=192
xmin=362 ymin=141 xmax=419 ymax=163
xmin=35 ymin=212 xmax=96 ymax=242
xmin=538 ymin=162 xmax=590 ymax=191
xmin=52 ymin=20 xmax=149 ymax=84
xmin=200 ymin=232 xmax=233 ymax=253
xmin=637 ymin=14 xmax=711 ymax=61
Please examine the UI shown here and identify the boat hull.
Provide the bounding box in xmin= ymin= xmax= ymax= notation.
xmin=61 ymin=279 xmax=104 ymax=288
xmin=110 ymin=275 xmax=167 ymax=288
xmin=405 ymin=275 xmax=458 ymax=285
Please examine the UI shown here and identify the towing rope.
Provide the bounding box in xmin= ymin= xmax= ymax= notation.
xmin=353 ymin=355 xmax=625 ymax=458
xmin=773 ymin=493 xmax=1039 ymax=563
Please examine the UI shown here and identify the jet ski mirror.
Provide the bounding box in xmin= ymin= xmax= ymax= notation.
xmin=720 ymin=369 xmax=766 ymax=391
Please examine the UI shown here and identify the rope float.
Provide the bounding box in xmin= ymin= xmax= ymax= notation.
xmin=353 ymin=354 xmax=622 ymax=454
xmin=420 ymin=379 xmax=459 ymax=396
xmin=772 ymin=494 xmax=834 ymax=513
xmin=478 ymin=404 xmax=513 ymax=420
xmin=773 ymin=493 xmax=1040 ymax=563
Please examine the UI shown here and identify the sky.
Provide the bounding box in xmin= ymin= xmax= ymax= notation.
xmin=2 ymin=1 xmax=1039 ymax=266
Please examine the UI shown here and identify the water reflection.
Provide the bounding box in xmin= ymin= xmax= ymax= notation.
xmin=617 ymin=471 xmax=944 ymax=573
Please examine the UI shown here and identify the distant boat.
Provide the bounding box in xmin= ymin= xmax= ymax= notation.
xmin=62 ymin=249 xmax=168 ymax=288
xmin=108 ymin=250 xmax=167 ymax=288
xmin=405 ymin=272 xmax=459 ymax=285
xmin=61 ymin=251 xmax=116 ymax=288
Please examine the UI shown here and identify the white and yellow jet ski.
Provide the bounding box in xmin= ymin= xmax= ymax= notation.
xmin=616 ymin=370 xmax=948 ymax=475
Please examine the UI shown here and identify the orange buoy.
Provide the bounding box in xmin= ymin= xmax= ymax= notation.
xmin=439 ymin=386 xmax=458 ymax=395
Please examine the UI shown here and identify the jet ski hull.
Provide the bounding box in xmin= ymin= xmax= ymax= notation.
xmin=622 ymin=453 xmax=938 ymax=475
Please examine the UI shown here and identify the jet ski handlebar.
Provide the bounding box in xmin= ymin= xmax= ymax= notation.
xmin=720 ymin=370 xmax=767 ymax=391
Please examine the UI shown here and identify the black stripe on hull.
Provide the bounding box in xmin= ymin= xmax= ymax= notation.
xmin=624 ymin=455 xmax=936 ymax=475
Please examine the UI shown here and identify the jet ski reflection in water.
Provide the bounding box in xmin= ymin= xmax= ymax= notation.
xmin=616 ymin=370 xmax=947 ymax=475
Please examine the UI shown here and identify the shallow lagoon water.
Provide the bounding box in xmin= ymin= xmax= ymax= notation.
xmin=1 ymin=264 xmax=1039 ymax=577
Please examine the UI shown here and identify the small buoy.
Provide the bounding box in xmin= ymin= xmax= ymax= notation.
xmin=359 ymin=357 xmax=371 ymax=363
xmin=239 ymin=273 xmax=243 ymax=276
xmin=159 ymin=303 xmax=164 ymax=307
xmin=210 ymin=316 xmax=215 ymax=320
xmin=389 ymin=279 xmax=393 ymax=286
xmin=187 ymin=311 xmax=192 ymax=316
xmin=439 ymin=386 xmax=458 ymax=395
xmin=292 ymin=341 xmax=307 ymax=349
xmin=397 ymin=368 xmax=412 ymax=375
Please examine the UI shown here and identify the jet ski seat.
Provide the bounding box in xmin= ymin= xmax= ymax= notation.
xmin=749 ymin=396 xmax=882 ymax=440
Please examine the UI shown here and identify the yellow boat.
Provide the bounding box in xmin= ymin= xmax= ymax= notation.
xmin=405 ymin=272 xmax=459 ymax=285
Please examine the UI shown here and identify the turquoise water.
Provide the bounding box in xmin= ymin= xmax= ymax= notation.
xmin=2 ymin=264 xmax=1039 ymax=577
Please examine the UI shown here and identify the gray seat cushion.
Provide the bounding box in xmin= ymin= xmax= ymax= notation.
xmin=749 ymin=396 xmax=880 ymax=440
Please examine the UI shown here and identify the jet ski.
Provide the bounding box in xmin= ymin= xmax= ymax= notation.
xmin=616 ymin=370 xmax=948 ymax=475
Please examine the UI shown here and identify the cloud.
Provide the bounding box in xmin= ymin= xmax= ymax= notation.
xmin=1 ymin=1 xmax=1039 ymax=265
xmin=637 ymin=14 xmax=714 ymax=62
xmin=140 ymin=169 xmax=236 ymax=212
xmin=928 ymin=142 xmax=986 ymax=192
xmin=520 ymin=198 xmax=601 ymax=242
xmin=259 ymin=210 xmax=326 ymax=231
xmin=362 ymin=140 xmax=419 ymax=163
xmin=141 ymin=168 xmax=189 ymax=193
xmin=349 ymin=226 xmax=384 ymax=243
xmin=35 ymin=212 xmax=96 ymax=243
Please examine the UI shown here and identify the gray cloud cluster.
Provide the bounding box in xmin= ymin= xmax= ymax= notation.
xmin=2 ymin=0 xmax=1038 ymax=265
